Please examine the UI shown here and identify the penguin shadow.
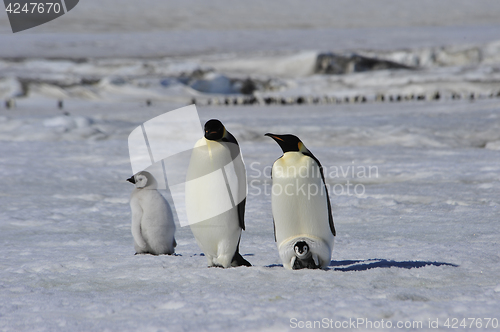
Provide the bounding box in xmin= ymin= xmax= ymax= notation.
xmin=264 ymin=259 xmax=458 ymax=270
xmin=329 ymin=259 xmax=458 ymax=272
xmin=134 ymin=253 xmax=182 ymax=256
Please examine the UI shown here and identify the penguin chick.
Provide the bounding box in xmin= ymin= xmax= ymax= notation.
xmin=292 ymin=241 xmax=320 ymax=270
xmin=186 ymin=119 xmax=251 ymax=268
xmin=265 ymin=133 xmax=335 ymax=270
xmin=294 ymin=241 xmax=310 ymax=259
xmin=128 ymin=171 xmax=176 ymax=255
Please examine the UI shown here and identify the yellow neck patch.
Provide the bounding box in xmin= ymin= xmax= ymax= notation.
xmin=298 ymin=142 xmax=308 ymax=153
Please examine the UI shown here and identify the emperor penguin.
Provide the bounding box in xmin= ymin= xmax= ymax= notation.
xmin=127 ymin=171 xmax=176 ymax=255
xmin=185 ymin=119 xmax=251 ymax=268
xmin=265 ymin=133 xmax=336 ymax=270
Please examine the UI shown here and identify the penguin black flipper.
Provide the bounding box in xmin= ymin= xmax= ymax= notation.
xmin=303 ymin=151 xmax=336 ymax=237
xmin=231 ymin=239 xmax=251 ymax=267
xmin=223 ymin=130 xmax=246 ymax=231
xmin=232 ymin=251 xmax=251 ymax=267
xmin=237 ymin=198 xmax=246 ymax=230
xmin=326 ymin=194 xmax=335 ymax=236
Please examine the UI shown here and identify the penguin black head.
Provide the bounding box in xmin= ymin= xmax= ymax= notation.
xmin=265 ymin=133 xmax=307 ymax=154
xmin=204 ymin=119 xmax=226 ymax=141
xmin=294 ymin=241 xmax=310 ymax=258
xmin=126 ymin=176 xmax=136 ymax=184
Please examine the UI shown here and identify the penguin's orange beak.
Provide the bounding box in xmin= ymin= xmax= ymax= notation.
xmin=265 ymin=133 xmax=284 ymax=141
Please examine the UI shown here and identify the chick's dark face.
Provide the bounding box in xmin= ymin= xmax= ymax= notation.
xmin=294 ymin=241 xmax=309 ymax=256
xmin=204 ymin=119 xmax=225 ymax=141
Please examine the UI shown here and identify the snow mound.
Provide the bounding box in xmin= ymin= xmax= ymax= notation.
xmin=485 ymin=140 xmax=500 ymax=150
xmin=2 ymin=39 xmax=500 ymax=103
xmin=0 ymin=115 xmax=107 ymax=142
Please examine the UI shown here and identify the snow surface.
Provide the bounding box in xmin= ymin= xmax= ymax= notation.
xmin=1 ymin=1 xmax=500 ymax=331
xmin=1 ymin=99 xmax=500 ymax=331
xmin=3 ymin=0 xmax=500 ymax=58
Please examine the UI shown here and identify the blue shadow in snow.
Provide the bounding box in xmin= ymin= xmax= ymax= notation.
xmin=330 ymin=259 xmax=458 ymax=272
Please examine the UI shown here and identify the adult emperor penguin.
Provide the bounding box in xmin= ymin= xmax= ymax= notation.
xmin=127 ymin=171 xmax=176 ymax=255
xmin=185 ymin=119 xmax=251 ymax=268
xmin=265 ymin=133 xmax=336 ymax=270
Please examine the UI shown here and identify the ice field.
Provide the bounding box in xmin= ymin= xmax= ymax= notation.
xmin=1 ymin=99 xmax=500 ymax=331
xmin=1 ymin=1 xmax=500 ymax=331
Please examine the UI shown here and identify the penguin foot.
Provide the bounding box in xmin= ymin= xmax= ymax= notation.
xmin=208 ymin=264 xmax=225 ymax=268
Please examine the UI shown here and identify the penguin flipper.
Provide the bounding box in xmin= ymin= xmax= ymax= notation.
xmin=326 ymin=193 xmax=336 ymax=236
xmin=231 ymin=251 xmax=251 ymax=267
xmin=231 ymin=242 xmax=251 ymax=267
xmin=130 ymin=200 xmax=147 ymax=249
xmin=173 ymin=238 xmax=177 ymax=248
xmin=237 ymin=198 xmax=246 ymax=230
xmin=312 ymin=254 xmax=320 ymax=267
xmin=303 ymin=151 xmax=336 ymax=237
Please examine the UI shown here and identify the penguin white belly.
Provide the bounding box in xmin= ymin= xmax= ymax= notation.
xmin=190 ymin=207 xmax=241 ymax=267
xmin=186 ymin=138 xmax=246 ymax=267
xmin=272 ymin=152 xmax=334 ymax=269
xmin=131 ymin=189 xmax=176 ymax=255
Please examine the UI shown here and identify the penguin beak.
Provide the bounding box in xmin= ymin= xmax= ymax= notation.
xmin=265 ymin=133 xmax=284 ymax=142
xmin=204 ymin=131 xmax=214 ymax=139
xmin=126 ymin=176 xmax=136 ymax=184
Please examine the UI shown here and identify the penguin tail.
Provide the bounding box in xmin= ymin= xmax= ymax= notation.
xmin=231 ymin=252 xmax=252 ymax=267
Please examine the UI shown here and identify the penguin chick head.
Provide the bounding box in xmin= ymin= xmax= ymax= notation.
xmin=127 ymin=171 xmax=157 ymax=189
xmin=204 ymin=119 xmax=226 ymax=141
xmin=265 ymin=133 xmax=308 ymax=154
xmin=294 ymin=241 xmax=310 ymax=259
